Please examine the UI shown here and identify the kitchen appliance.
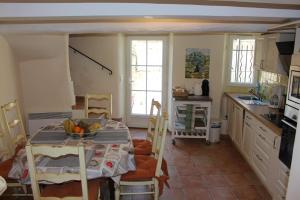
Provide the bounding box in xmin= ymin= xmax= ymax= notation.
xmin=279 ymin=117 xmax=296 ymax=169
xmin=261 ymin=113 xmax=283 ymax=128
xmin=285 ymin=65 xmax=300 ymax=122
xmin=279 ymin=65 xmax=300 ymax=168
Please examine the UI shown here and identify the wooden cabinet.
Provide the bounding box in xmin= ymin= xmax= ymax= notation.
xmin=256 ymin=33 xmax=295 ymax=75
xmin=233 ymin=104 xmax=244 ymax=149
xmin=242 ymin=113 xmax=254 ymax=162
xmin=241 ymin=111 xmax=289 ymax=199
xmin=226 ymin=98 xmax=244 ymax=150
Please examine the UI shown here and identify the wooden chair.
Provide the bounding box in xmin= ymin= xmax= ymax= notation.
xmin=26 ymin=142 xmax=101 ymax=200
xmin=85 ymin=94 xmax=112 ymax=119
xmin=133 ymin=99 xmax=161 ymax=155
xmin=115 ymin=112 xmax=169 ymax=200
xmin=1 ymin=100 xmax=27 ymax=156
xmin=0 ymin=99 xmax=28 ymax=196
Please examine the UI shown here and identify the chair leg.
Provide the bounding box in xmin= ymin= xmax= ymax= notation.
xmin=21 ymin=185 xmax=27 ymax=194
xmin=114 ymin=183 xmax=120 ymax=200
xmin=154 ymin=181 xmax=159 ymax=200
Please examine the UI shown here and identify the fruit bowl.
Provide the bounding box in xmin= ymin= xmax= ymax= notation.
xmin=63 ymin=119 xmax=102 ymax=138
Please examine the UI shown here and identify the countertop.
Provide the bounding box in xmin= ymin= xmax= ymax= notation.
xmin=225 ymin=92 xmax=282 ymax=136
xmin=173 ymin=95 xmax=212 ymax=102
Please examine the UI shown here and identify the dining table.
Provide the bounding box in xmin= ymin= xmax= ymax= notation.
xmin=8 ymin=118 xmax=136 ymax=187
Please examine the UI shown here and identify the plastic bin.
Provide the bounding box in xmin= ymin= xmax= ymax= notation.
xmin=210 ymin=120 xmax=221 ymax=143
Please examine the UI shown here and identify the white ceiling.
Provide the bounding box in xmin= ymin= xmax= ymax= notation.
xmin=0 ymin=2 xmax=299 ymax=34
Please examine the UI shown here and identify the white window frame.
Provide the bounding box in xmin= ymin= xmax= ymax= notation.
xmin=227 ymin=35 xmax=257 ymax=87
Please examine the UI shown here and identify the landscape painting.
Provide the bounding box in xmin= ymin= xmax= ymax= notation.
xmin=185 ymin=48 xmax=210 ymax=79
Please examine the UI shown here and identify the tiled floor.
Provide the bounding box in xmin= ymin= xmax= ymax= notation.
xmin=1 ymin=128 xmax=272 ymax=200
xmin=130 ymin=128 xmax=272 ymax=200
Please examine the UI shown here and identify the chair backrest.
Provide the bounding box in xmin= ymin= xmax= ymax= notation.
xmin=153 ymin=112 xmax=168 ymax=177
xmin=26 ymin=143 xmax=88 ymax=200
xmin=85 ymin=93 xmax=112 ymax=119
xmin=147 ymin=99 xmax=161 ymax=153
xmin=1 ymin=100 xmax=27 ymax=155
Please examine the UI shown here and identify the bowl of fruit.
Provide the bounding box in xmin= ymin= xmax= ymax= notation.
xmin=63 ymin=119 xmax=102 ymax=138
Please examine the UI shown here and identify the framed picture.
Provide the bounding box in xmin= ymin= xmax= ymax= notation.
xmin=185 ymin=48 xmax=210 ymax=79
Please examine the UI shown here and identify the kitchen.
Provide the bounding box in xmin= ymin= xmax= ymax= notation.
xmin=0 ymin=1 xmax=300 ymax=200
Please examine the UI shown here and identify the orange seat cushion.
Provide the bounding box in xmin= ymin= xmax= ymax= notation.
xmin=121 ymin=155 xmax=169 ymax=195
xmin=41 ymin=179 xmax=100 ymax=200
xmin=121 ymin=155 xmax=156 ymax=181
xmin=0 ymin=158 xmax=14 ymax=178
xmin=132 ymin=139 xmax=152 ymax=155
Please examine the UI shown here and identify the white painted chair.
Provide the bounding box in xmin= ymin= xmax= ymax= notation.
xmin=85 ymin=93 xmax=112 ymax=119
xmin=133 ymin=99 xmax=161 ymax=155
xmin=1 ymin=99 xmax=27 ymax=156
xmin=0 ymin=99 xmax=28 ymax=196
xmin=26 ymin=142 xmax=101 ymax=200
xmin=115 ymin=112 xmax=169 ymax=200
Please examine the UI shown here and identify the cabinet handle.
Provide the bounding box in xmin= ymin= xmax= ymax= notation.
xmin=286 ymin=171 xmax=290 ymax=176
xmin=259 ymin=134 xmax=266 ymax=141
xmin=259 ymin=126 xmax=266 ymax=132
xmin=246 ymin=115 xmax=252 ymax=120
xmin=256 ymin=154 xmax=263 ymax=162
xmin=273 ymin=137 xmax=276 ymax=149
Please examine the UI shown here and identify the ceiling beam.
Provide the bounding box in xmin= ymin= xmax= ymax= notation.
xmin=0 ymin=0 xmax=299 ymax=10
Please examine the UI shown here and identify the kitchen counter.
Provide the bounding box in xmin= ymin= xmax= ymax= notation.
xmin=173 ymin=95 xmax=212 ymax=102
xmin=225 ymin=92 xmax=282 ymax=136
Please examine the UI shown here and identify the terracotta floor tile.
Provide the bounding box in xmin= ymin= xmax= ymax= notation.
xmin=168 ymin=175 xmax=183 ymax=189
xmin=201 ymin=175 xmax=229 ymax=187
xmin=209 ymin=187 xmax=237 ymax=200
xmin=253 ymin=185 xmax=272 ymax=200
xmin=180 ymin=175 xmax=206 ymax=188
xmin=184 ymin=188 xmax=212 ymax=200
xmin=224 ymin=174 xmax=252 ymax=186
xmin=160 ymin=188 xmax=185 ymax=200
xmin=232 ymin=185 xmax=263 ymax=200
xmin=176 ymin=165 xmax=200 ymax=176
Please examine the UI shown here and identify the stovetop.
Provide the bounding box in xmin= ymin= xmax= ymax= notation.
xmin=261 ymin=113 xmax=284 ymax=128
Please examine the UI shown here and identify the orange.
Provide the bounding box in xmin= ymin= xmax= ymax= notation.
xmin=73 ymin=126 xmax=81 ymax=133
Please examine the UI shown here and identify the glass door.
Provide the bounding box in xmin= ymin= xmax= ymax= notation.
xmin=126 ymin=37 xmax=166 ymax=127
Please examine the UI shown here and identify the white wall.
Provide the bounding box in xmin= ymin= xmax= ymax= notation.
xmin=0 ymin=35 xmax=21 ymax=156
xmin=172 ymin=34 xmax=226 ymax=119
xmin=5 ymin=34 xmax=75 ymax=117
xmin=69 ymin=35 xmax=125 ymax=118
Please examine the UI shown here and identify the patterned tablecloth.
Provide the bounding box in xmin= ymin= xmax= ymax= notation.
xmin=8 ymin=120 xmax=135 ymax=184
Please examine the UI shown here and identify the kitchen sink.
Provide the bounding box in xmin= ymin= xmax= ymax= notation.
xmin=242 ymin=100 xmax=268 ymax=105
xmin=237 ymin=95 xmax=259 ymax=101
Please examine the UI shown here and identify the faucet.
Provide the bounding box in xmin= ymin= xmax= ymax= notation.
xmin=249 ymin=88 xmax=263 ymax=101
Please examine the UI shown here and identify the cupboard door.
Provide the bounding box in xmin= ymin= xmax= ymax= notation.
xmin=234 ymin=105 xmax=244 ymax=148
xmin=243 ymin=120 xmax=253 ymax=162
xmin=227 ymin=98 xmax=234 ymax=139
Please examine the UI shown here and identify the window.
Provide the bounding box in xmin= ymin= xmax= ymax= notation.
xmin=229 ymin=36 xmax=256 ymax=85
xmin=129 ymin=39 xmax=163 ymax=115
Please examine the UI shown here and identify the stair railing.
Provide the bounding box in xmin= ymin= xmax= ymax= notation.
xmin=69 ymin=45 xmax=112 ymax=75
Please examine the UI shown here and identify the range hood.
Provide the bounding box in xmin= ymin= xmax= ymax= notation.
xmin=276 ymin=41 xmax=294 ymax=74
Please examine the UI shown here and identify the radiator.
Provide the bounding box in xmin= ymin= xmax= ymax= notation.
xmin=27 ymin=112 xmax=72 ymax=136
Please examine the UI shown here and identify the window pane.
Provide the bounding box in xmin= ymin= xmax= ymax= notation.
xmin=230 ymin=38 xmax=255 ymax=84
xmin=131 ymin=91 xmax=146 ymax=114
xmin=131 ymin=66 xmax=146 ymax=90
xmin=147 ymin=66 xmax=162 ymax=91
xmin=146 ymin=91 xmax=162 ymax=114
xmin=147 ymin=40 xmax=163 ymax=65
xmin=131 ymin=40 xmax=146 ymax=65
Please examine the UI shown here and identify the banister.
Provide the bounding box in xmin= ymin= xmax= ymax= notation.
xmin=69 ymin=45 xmax=112 ymax=75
